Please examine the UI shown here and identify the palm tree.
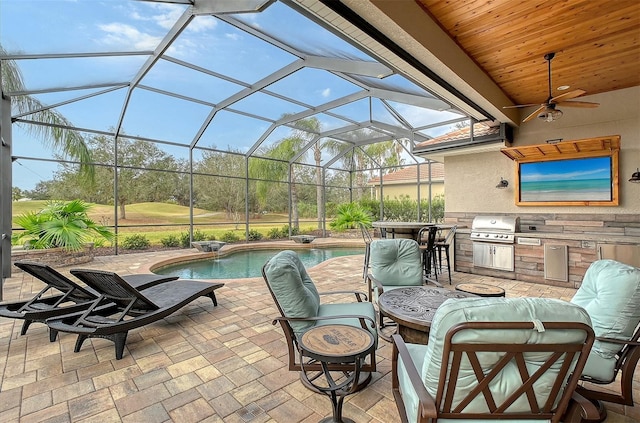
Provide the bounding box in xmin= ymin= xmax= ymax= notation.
xmin=0 ymin=44 xmax=94 ymax=179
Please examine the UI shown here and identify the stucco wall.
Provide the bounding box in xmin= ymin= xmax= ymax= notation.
xmin=445 ymin=86 xmax=640 ymax=215
xmin=374 ymin=182 xmax=445 ymax=201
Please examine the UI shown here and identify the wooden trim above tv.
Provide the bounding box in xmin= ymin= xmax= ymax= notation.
xmin=500 ymin=135 xmax=620 ymax=163
xmin=501 ymin=135 xmax=620 ymax=207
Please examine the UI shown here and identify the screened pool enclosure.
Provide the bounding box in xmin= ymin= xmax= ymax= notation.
xmin=0 ymin=0 xmax=496 ymax=264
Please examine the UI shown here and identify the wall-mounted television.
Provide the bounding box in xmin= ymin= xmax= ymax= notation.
xmin=519 ymin=156 xmax=614 ymax=203
xmin=504 ymin=136 xmax=620 ymax=207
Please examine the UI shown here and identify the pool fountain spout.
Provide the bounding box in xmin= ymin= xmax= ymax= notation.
xmin=191 ymin=241 xmax=227 ymax=252
xmin=290 ymin=235 xmax=316 ymax=244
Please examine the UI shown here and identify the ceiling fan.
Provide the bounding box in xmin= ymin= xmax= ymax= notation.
xmin=505 ymin=52 xmax=599 ymax=123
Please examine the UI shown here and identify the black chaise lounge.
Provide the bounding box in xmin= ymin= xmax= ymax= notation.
xmin=46 ymin=268 xmax=224 ymax=359
xmin=0 ymin=261 xmax=179 ymax=338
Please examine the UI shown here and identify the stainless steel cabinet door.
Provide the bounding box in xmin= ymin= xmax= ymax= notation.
xmin=473 ymin=243 xmax=492 ymax=268
xmin=492 ymin=244 xmax=514 ymax=271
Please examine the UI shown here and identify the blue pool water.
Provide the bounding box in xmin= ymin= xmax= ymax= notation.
xmin=155 ymin=248 xmax=364 ymax=279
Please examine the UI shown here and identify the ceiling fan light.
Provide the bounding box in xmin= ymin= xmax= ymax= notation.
xmin=538 ymin=108 xmax=563 ymax=122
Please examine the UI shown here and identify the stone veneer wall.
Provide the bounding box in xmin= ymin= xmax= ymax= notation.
xmin=446 ymin=212 xmax=640 ymax=288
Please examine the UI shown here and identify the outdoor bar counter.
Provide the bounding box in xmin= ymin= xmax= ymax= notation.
xmin=454 ymin=227 xmax=640 ymax=288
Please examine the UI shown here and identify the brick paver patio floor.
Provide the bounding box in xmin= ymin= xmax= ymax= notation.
xmin=1 ymin=240 xmax=638 ymax=422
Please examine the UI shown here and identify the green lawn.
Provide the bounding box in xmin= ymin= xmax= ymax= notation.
xmin=11 ymin=200 xmax=319 ymax=247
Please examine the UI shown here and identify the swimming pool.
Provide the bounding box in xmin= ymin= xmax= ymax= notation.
xmin=155 ymin=248 xmax=364 ymax=279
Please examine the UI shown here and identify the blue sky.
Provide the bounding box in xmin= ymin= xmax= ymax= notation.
xmin=2 ymin=0 xmax=464 ymax=190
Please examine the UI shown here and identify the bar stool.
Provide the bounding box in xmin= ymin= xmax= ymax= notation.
xmin=434 ymin=225 xmax=456 ymax=284
xmin=417 ymin=226 xmax=439 ymax=283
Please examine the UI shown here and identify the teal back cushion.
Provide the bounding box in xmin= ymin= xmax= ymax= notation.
xmin=370 ymin=239 xmax=423 ymax=286
xmin=570 ymin=259 xmax=640 ymax=382
xmin=420 ymin=297 xmax=592 ymax=414
xmin=263 ymin=250 xmax=320 ymax=335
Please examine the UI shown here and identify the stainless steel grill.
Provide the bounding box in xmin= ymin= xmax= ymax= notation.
xmin=471 ymin=215 xmax=519 ymax=244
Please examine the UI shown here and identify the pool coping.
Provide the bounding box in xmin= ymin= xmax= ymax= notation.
xmin=142 ymin=238 xmax=365 ymax=277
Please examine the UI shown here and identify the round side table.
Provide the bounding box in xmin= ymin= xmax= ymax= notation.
xmin=300 ymin=324 xmax=375 ymax=423
xmin=455 ymin=283 xmax=505 ymax=297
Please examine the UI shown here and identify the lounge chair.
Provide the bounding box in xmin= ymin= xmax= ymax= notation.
xmin=0 ymin=261 xmax=178 ymax=338
xmin=46 ymin=268 xmax=223 ymax=359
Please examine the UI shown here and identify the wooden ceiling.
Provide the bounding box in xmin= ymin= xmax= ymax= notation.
xmin=414 ymin=0 xmax=640 ymax=106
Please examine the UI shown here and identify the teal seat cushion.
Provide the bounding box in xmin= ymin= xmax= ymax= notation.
xmin=570 ymin=259 xmax=640 ymax=382
xmin=263 ymin=250 xmax=320 ymax=335
xmin=317 ymin=302 xmax=378 ymax=343
xmin=419 ymin=297 xmax=591 ymax=416
xmin=370 ymin=239 xmax=423 ymax=286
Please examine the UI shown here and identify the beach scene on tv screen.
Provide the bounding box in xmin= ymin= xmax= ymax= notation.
xmin=520 ymin=156 xmax=612 ymax=202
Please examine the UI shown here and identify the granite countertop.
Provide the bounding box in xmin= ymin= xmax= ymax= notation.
xmin=457 ymin=228 xmax=640 ymax=244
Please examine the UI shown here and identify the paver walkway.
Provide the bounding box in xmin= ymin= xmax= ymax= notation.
xmin=0 ymin=240 xmax=637 ymax=422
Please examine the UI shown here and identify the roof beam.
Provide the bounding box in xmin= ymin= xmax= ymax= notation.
xmin=304 ymin=55 xmax=392 ymax=79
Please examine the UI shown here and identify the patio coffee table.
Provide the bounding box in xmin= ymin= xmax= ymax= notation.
xmin=378 ymin=286 xmax=477 ymax=344
xmin=299 ymin=324 xmax=375 ymax=423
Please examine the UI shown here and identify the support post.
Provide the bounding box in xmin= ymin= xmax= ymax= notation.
xmin=0 ymin=94 xmax=13 ymax=300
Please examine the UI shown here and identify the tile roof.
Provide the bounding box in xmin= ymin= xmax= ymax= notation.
xmin=415 ymin=123 xmax=500 ymax=149
xmin=368 ymin=162 xmax=444 ymax=185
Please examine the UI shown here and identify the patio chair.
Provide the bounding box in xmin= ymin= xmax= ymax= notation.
xmin=391 ymin=296 xmax=597 ymax=423
xmin=569 ymin=259 xmax=640 ymax=422
xmin=0 ymin=261 xmax=178 ymax=338
xmin=45 ymin=269 xmax=223 ymax=359
xmin=262 ymin=250 xmax=377 ymax=393
xmin=366 ymin=238 xmax=437 ymax=340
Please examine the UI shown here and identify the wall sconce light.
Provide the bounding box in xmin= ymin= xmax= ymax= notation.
xmin=630 ymin=168 xmax=640 ymax=183
xmin=496 ymin=177 xmax=509 ymax=189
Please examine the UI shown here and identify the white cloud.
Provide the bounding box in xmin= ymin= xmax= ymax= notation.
xmin=321 ymin=88 xmax=331 ymax=97
xmin=225 ymin=33 xmax=240 ymax=41
xmin=188 ymin=16 xmax=217 ymax=33
xmin=97 ymin=23 xmax=162 ymax=51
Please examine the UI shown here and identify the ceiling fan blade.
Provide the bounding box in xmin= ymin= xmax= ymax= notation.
xmin=550 ymin=89 xmax=586 ymax=103
xmin=556 ymin=100 xmax=599 ymax=108
xmin=522 ymin=105 xmax=546 ymax=123
xmin=503 ymin=103 xmax=540 ymax=109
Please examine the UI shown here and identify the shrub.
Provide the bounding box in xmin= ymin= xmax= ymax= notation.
xmin=179 ymin=230 xmax=213 ymax=247
xmin=330 ymin=202 xmax=373 ymax=231
xmin=179 ymin=231 xmax=191 ymax=248
xmin=121 ymin=234 xmax=150 ymax=250
xmin=12 ymin=199 xmax=114 ymax=251
xmin=248 ymin=229 xmax=263 ymax=241
xmin=161 ymin=234 xmax=180 ymax=247
xmin=220 ymin=231 xmax=241 ymax=243
xmin=193 ymin=229 xmax=209 ymax=241
xmin=267 ymin=227 xmax=283 ymax=239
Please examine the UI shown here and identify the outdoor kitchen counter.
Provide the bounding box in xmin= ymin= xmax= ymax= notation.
xmin=455 ymin=229 xmax=639 ymax=288
xmin=457 ymin=228 xmax=640 ymax=244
